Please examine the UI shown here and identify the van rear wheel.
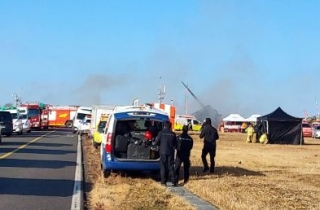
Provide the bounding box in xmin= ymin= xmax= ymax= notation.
xmin=151 ymin=170 xmax=160 ymax=181
xmin=102 ymin=169 xmax=111 ymax=178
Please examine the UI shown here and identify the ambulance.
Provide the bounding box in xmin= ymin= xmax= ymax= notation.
xmin=90 ymin=105 xmax=115 ymax=137
xmin=92 ymin=114 xmax=109 ymax=148
xmin=174 ymin=115 xmax=202 ymax=131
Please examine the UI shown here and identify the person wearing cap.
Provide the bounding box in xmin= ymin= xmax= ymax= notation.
xmin=174 ymin=125 xmax=193 ymax=185
xmin=199 ymin=118 xmax=219 ymax=173
xmin=154 ymin=121 xmax=177 ymax=186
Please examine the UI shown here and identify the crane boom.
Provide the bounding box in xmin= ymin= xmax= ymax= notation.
xmin=181 ymin=81 xmax=205 ymax=108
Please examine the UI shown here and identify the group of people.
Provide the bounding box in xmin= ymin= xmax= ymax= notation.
xmin=245 ymin=123 xmax=268 ymax=144
xmin=154 ymin=117 xmax=219 ymax=186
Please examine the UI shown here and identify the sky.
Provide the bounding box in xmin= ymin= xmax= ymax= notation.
xmin=1 ymin=0 xmax=320 ymax=118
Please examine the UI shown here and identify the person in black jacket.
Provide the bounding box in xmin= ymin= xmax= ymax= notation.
xmin=199 ymin=118 xmax=219 ymax=173
xmin=175 ymin=125 xmax=193 ymax=185
xmin=154 ymin=121 xmax=177 ymax=186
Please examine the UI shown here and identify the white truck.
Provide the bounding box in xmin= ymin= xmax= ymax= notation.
xmin=72 ymin=106 xmax=92 ymax=133
xmin=8 ymin=109 xmax=23 ymax=135
xmin=17 ymin=106 xmax=31 ymax=133
xmin=90 ymin=105 xmax=115 ymax=137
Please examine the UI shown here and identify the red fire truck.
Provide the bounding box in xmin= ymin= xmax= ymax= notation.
xmin=20 ymin=102 xmax=49 ymax=130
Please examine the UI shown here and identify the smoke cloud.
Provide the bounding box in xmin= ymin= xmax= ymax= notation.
xmin=72 ymin=73 xmax=128 ymax=105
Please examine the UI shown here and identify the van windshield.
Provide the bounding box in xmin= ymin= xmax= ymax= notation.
xmin=0 ymin=112 xmax=12 ymax=122
xmin=11 ymin=113 xmax=19 ymax=119
xmin=76 ymin=113 xmax=89 ymax=120
xmin=28 ymin=109 xmax=40 ymax=117
xmin=193 ymin=120 xmax=200 ymax=125
xmin=98 ymin=121 xmax=107 ymax=133
xmin=302 ymin=123 xmax=311 ymax=128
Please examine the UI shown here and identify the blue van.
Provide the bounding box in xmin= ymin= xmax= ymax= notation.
xmin=100 ymin=105 xmax=169 ymax=177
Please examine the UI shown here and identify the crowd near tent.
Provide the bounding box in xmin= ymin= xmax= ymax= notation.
xmin=257 ymin=107 xmax=303 ymax=145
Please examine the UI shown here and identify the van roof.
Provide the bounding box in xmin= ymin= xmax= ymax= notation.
xmin=113 ymin=105 xmax=168 ymax=115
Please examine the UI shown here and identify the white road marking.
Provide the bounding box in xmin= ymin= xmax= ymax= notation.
xmin=71 ymin=135 xmax=83 ymax=210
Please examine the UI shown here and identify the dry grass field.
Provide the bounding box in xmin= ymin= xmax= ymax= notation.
xmin=82 ymin=132 xmax=320 ymax=210
xmin=82 ymin=137 xmax=196 ymax=210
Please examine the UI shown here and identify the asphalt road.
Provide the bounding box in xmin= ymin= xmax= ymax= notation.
xmin=0 ymin=129 xmax=79 ymax=210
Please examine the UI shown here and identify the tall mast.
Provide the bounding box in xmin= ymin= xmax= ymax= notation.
xmin=158 ymin=76 xmax=165 ymax=103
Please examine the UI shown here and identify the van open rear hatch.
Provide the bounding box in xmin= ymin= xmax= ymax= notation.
xmin=113 ymin=118 xmax=164 ymax=160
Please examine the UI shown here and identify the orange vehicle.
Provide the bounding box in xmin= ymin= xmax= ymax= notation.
xmin=48 ymin=105 xmax=79 ymax=128
xmin=148 ymin=103 xmax=176 ymax=129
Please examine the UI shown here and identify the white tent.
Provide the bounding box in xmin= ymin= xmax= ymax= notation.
xmin=223 ymin=114 xmax=246 ymax=122
xmin=245 ymin=114 xmax=261 ymax=122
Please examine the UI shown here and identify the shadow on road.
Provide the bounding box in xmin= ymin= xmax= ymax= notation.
xmin=0 ymin=159 xmax=76 ymax=169
xmin=0 ymin=142 xmax=73 ymax=147
xmin=0 ymin=147 xmax=76 ymax=155
xmin=0 ymin=177 xmax=75 ymax=197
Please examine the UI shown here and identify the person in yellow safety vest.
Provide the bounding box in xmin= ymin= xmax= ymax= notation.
xmin=259 ymin=133 xmax=268 ymax=144
xmin=245 ymin=124 xmax=255 ymax=143
xmin=241 ymin=122 xmax=247 ymax=133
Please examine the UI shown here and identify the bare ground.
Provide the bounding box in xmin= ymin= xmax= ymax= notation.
xmin=82 ymin=133 xmax=320 ymax=210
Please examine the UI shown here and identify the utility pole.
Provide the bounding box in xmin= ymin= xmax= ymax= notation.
xmin=12 ymin=93 xmax=21 ymax=107
xmin=315 ymin=96 xmax=320 ymax=120
xmin=158 ymin=76 xmax=165 ymax=104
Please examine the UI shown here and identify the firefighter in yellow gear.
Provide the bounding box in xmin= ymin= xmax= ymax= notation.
xmin=259 ymin=133 xmax=268 ymax=144
xmin=245 ymin=124 xmax=255 ymax=143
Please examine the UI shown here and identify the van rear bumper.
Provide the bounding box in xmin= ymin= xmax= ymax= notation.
xmin=102 ymin=155 xmax=160 ymax=171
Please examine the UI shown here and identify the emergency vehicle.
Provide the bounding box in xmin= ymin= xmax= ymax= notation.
xmin=73 ymin=106 xmax=92 ymax=133
xmin=19 ymin=102 xmax=49 ymax=130
xmin=148 ymin=103 xmax=175 ymax=129
xmin=48 ymin=105 xmax=79 ymax=128
xmin=17 ymin=106 xmax=32 ymax=133
xmin=90 ymin=105 xmax=115 ymax=137
xmin=77 ymin=115 xmax=92 ymax=136
xmin=174 ymin=115 xmax=202 ymax=131
xmin=100 ymin=104 xmax=169 ymax=177
xmin=92 ymin=114 xmax=109 ymax=148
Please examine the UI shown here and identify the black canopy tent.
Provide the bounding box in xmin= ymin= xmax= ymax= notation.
xmin=257 ymin=107 xmax=303 ymax=145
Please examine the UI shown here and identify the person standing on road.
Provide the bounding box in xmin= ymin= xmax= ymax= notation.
xmin=199 ymin=118 xmax=219 ymax=173
xmin=175 ymin=125 xmax=193 ymax=185
xmin=154 ymin=121 xmax=177 ymax=186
